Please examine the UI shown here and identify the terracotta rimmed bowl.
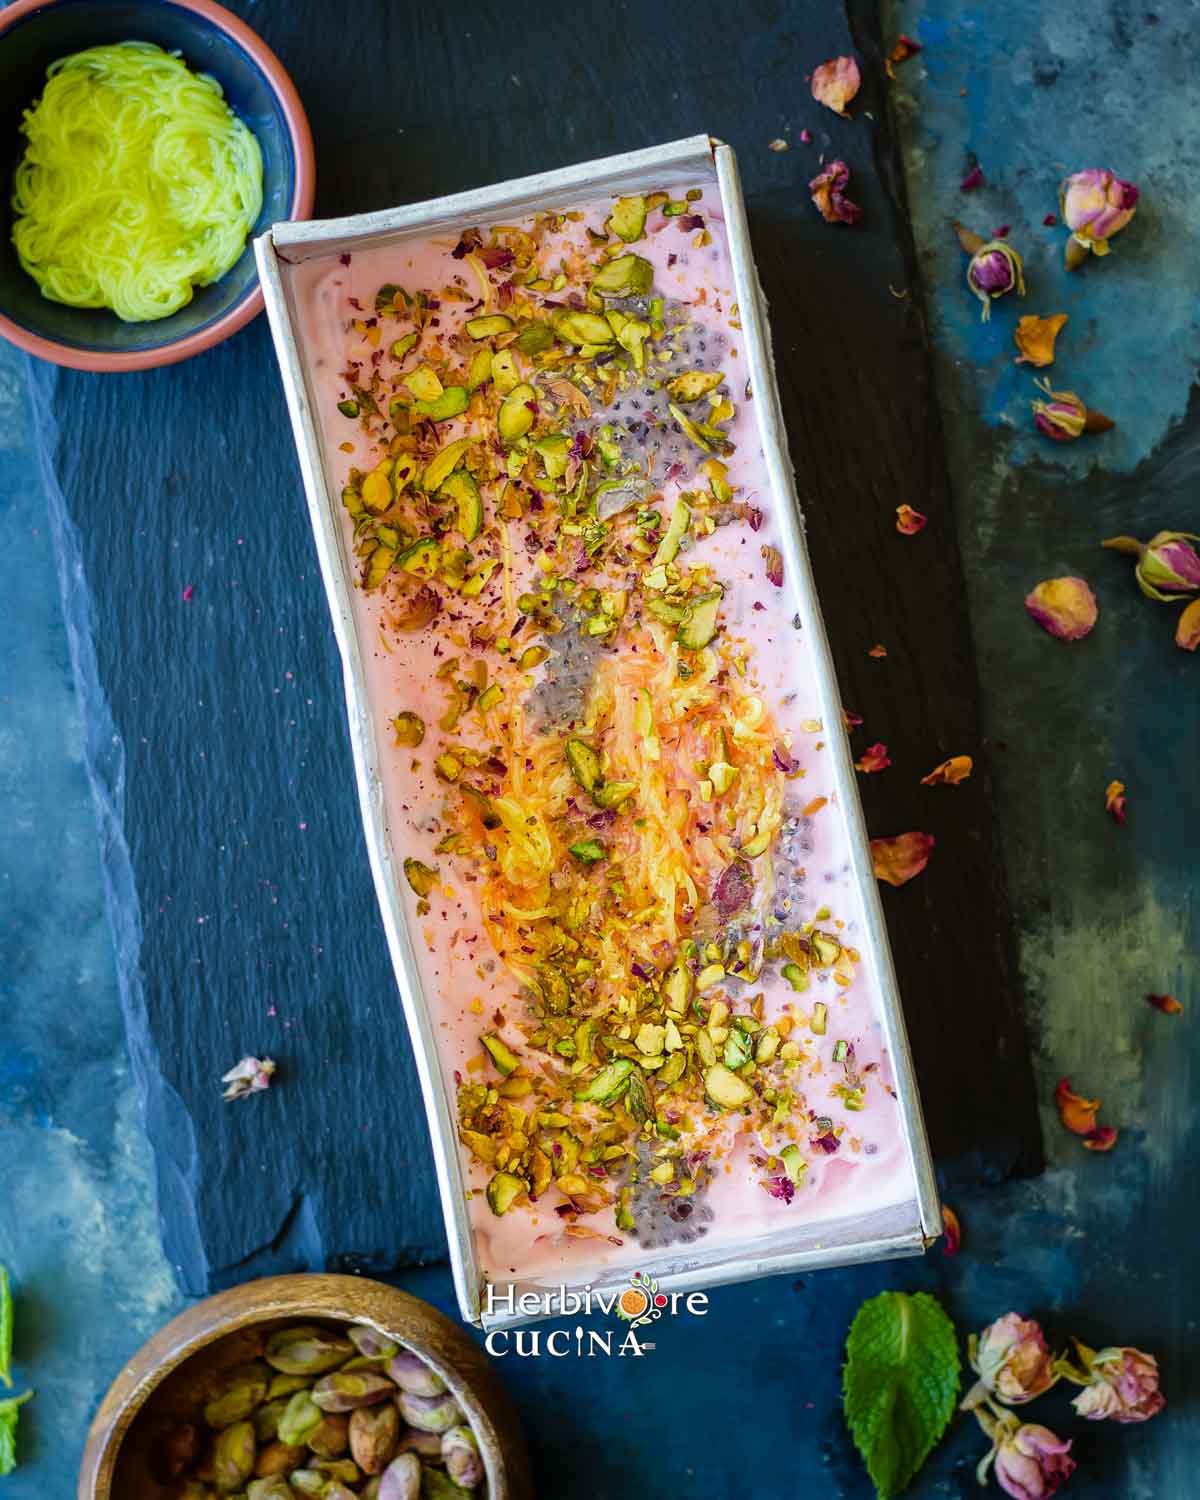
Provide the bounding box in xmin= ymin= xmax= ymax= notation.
xmin=78 ymin=1273 xmax=534 ymax=1500
xmin=0 ymin=0 xmax=315 ymax=372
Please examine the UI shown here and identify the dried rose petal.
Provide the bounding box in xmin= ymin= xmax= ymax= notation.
xmin=854 ymin=742 xmax=891 ymax=774
xmin=1014 ymin=313 xmax=1068 ymax=368
xmin=843 ymin=708 xmax=864 ymax=729
xmin=1044 ymin=212 xmax=1058 ymax=226
xmin=1176 ymin=599 xmax=1200 ymax=651
xmin=768 ymin=138 xmax=789 ymax=153
xmin=885 ymin=34 xmax=922 ymax=78
xmin=1104 ymin=779 xmax=1127 ymax=824
xmin=1148 ymin=993 xmax=1184 ymax=1015
xmin=921 ymin=754 xmax=973 ymax=786
xmin=961 ymin=164 xmax=984 ymax=191
xmin=713 ymin=861 xmax=753 ymax=921
xmin=799 ymin=127 xmax=812 ymax=145
xmin=941 ymin=1204 xmax=962 ymax=1255
xmin=801 ymin=796 xmax=828 ymax=817
xmin=1055 ymin=1077 xmax=1100 ymax=1136
xmin=1025 ymin=577 xmax=1098 ymax=641
xmin=809 ymin=159 xmax=861 ymax=225
xmin=896 ymin=504 xmax=927 ymax=535
xmin=761 ymin=545 xmax=784 ymax=586
xmin=811 ymin=55 xmax=861 ymax=117
xmin=1083 ymin=1125 xmax=1119 ymax=1152
xmin=222 ymin=1055 xmax=276 ymax=1101
xmin=871 ymin=832 xmax=934 ymax=886
xmin=766 ymin=1174 xmax=796 ymax=1202
xmin=868 ymin=643 xmax=888 ymax=658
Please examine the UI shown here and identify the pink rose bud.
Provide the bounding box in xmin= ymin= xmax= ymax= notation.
xmin=968 ymin=1313 xmax=1057 ymax=1405
xmin=993 ymin=1423 xmax=1076 ymax=1500
xmin=967 ymin=241 xmax=1026 ymax=320
xmin=1031 ymin=379 xmax=1113 ymax=441
xmin=1069 ymin=1345 xmax=1165 ymax=1424
xmin=1102 ymin=530 xmax=1200 ymax=602
xmin=1060 ymin=168 xmax=1139 ymax=267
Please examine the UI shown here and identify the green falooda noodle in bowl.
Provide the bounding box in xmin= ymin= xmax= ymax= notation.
xmin=11 ymin=40 xmax=263 ymax=323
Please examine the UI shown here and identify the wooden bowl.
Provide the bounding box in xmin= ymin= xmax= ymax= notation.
xmin=78 ymin=1273 xmax=533 ymax=1500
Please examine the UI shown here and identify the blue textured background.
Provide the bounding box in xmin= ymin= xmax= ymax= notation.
xmin=2 ymin=0 xmax=1196 ymax=1496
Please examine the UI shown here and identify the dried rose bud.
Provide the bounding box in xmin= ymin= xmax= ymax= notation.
xmin=1176 ymin=598 xmax=1200 ymax=650
xmin=967 ymin=1313 xmax=1057 ymax=1406
xmin=966 ymin=240 xmax=1026 ymax=320
xmin=1025 ymin=578 xmax=1098 ymax=641
xmin=991 ymin=1421 xmax=1076 ymax=1499
xmin=809 ymin=159 xmax=861 ymax=225
xmin=1102 ymin=530 xmax=1200 ymax=602
xmin=1060 ymin=168 xmax=1139 ymax=268
xmin=1057 ymin=1340 xmax=1165 ymax=1424
xmin=1031 ymin=379 xmax=1113 ymax=441
xmin=896 ymin=504 xmax=927 ymax=535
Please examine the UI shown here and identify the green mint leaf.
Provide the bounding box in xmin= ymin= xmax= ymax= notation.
xmin=0 ymin=1267 xmax=11 ymax=1388
xmin=0 ymin=1391 xmax=33 ymax=1477
xmin=842 ymin=1290 xmax=960 ymax=1499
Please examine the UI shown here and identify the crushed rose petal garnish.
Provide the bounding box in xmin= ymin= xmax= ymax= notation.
xmin=811 ymin=55 xmax=861 ymax=117
xmin=1025 ymin=577 xmax=1098 ymax=641
xmin=854 ymin=742 xmax=891 ymax=774
xmin=871 ymin=832 xmax=935 ymax=887
xmin=921 ymin=754 xmax=973 ymax=786
xmin=1148 ymin=993 xmax=1184 ymax=1016
xmin=896 ymin=504 xmax=927 ymax=535
xmin=1104 ymin=780 xmax=1127 ymax=824
xmin=1056 ymin=1077 xmax=1102 ymax=1136
xmin=941 ymin=1204 xmax=962 ymax=1255
xmin=1014 ymin=313 xmax=1068 ymax=368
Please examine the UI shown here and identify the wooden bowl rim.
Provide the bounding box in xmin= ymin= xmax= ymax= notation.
xmin=77 ymin=1273 xmax=530 ymax=1500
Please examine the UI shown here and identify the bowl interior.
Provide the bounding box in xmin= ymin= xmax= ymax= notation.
xmin=0 ymin=0 xmax=298 ymax=357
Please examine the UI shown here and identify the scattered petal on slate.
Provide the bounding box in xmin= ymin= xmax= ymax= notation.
xmin=1104 ymin=780 xmax=1128 ymax=824
xmin=1056 ymin=1079 xmax=1098 ymax=1134
xmin=854 ymin=742 xmax=891 ymax=774
xmin=941 ymin=1204 xmax=962 ymax=1255
xmin=921 ymin=755 xmax=974 ymax=786
xmin=1176 ymin=598 xmax=1200 ymax=650
xmin=870 ymin=831 xmax=935 ymax=886
xmin=1025 ymin=578 xmax=1098 ymax=641
xmin=768 ymin=138 xmax=789 ymax=152
xmin=961 ymin=163 xmax=984 ymax=190
xmin=868 ymin=642 xmax=888 ymax=658
xmin=1015 ymin=313 xmax=1068 ymax=368
xmin=1148 ymin=993 xmax=1184 ymax=1016
xmin=222 ymin=1056 xmax=277 ymax=1101
xmin=885 ymin=34 xmax=922 ymax=78
xmin=182 ymin=584 xmax=194 ymax=601
xmin=811 ymin=55 xmax=861 ymax=117
xmin=896 ymin=504 xmax=928 ymax=535
xmin=809 ymin=159 xmax=862 ymax=225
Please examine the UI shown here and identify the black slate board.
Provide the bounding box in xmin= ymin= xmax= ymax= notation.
xmin=34 ymin=0 xmax=1040 ymax=1295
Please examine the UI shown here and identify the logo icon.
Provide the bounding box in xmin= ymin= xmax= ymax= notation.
xmin=614 ymin=1271 xmax=667 ymax=1329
